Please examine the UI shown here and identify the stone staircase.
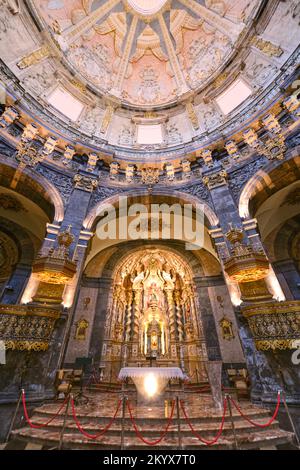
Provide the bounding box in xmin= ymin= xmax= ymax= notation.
xmin=6 ymin=392 xmax=294 ymax=450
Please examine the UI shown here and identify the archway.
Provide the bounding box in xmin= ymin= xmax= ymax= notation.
xmin=239 ymin=156 xmax=300 ymax=300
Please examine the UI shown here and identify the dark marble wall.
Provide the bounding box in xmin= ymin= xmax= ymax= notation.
xmin=0 ymin=264 xmax=32 ymax=304
xmin=0 ymin=314 xmax=68 ymax=441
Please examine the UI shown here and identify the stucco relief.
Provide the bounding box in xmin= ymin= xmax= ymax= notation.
xmin=67 ymin=42 xmax=114 ymax=92
xmin=34 ymin=0 xmax=82 ymax=31
xmin=20 ymin=63 xmax=56 ymax=96
xmin=118 ymin=125 xmax=134 ymax=146
xmin=0 ymin=4 xmax=36 ymax=62
xmin=196 ymin=102 xmax=222 ymax=131
xmin=166 ymin=123 xmax=183 ymax=145
xmin=205 ymin=0 xmax=257 ymax=22
xmin=123 ymin=54 xmax=176 ymax=106
xmin=181 ymin=24 xmax=232 ymax=89
xmin=79 ymin=106 xmax=104 ymax=136
xmin=244 ymin=54 xmax=279 ymax=90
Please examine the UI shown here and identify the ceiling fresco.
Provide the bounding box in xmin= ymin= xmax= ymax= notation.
xmin=33 ymin=0 xmax=253 ymax=107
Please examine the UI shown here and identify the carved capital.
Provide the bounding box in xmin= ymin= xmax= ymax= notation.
xmin=203 ymin=169 xmax=228 ymax=189
xmin=73 ymin=174 xmax=99 ymax=192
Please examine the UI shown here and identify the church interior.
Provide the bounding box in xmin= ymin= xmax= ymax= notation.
xmin=0 ymin=0 xmax=300 ymax=451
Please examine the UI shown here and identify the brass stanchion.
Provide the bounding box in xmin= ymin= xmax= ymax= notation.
xmin=58 ymin=394 xmax=70 ymax=450
xmin=120 ymin=395 xmax=126 ymax=450
xmin=226 ymin=394 xmax=239 ymax=450
xmin=281 ymin=390 xmax=300 ymax=449
xmin=5 ymin=389 xmax=23 ymax=444
xmin=176 ymin=396 xmax=183 ymax=450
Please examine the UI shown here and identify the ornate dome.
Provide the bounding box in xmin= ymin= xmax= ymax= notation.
xmin=30 ymin=0 xmax=251 ymax=108
xmin=0 ymin=1 xmax=299 ymax=161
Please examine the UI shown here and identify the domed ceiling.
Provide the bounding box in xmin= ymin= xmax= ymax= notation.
xmin=34 ymin=0 xmax=251 ymax=108
xmin=0 ymin=0 xmax=299 ymax=160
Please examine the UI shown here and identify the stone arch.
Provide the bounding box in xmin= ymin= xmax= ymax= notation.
xmin=238 ymin=154 xmax=300 ymax=219
xmin=0 ymin=157 xmax=64 ymax=222
xmin=84 ymin=188 xmax=218 ymax=230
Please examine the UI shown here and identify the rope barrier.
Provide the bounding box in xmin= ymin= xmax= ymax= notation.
xmin=180 ymin=397 xmax=228 ymax=446
xmin=22 ymin=387 xmax=281 ymax=446
xmin=127 ymin=399 xmax=176 ymax=446
xmin=230 ymin=391 xmax=281 ymax=428
xmin=22 ymin=390 xmax=69 ymax=429
xmin=71 ymin=397 xmax=122 ymax=440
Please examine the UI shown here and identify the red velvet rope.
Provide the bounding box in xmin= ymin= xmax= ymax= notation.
xmin=127 ymin=399 xmax=176 ymax=446
xmin=230 ymin=391 xmax=281 ymax=428
xmin=180 ymin=397 xmax=228 ymax=446
xmin=22 ymin=390 xmax=69 ymax=429
xmin=71 ymin=397 xmax=122 ymax=440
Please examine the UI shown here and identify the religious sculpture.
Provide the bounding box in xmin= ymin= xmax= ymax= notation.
xmin=100 ymin=249 xmax=207 ymax=382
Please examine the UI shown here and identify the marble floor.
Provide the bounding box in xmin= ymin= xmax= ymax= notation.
xmin=7 ymin=390 xmax=294 ymax=450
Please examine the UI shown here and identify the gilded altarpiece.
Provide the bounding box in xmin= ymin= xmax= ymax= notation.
xmin=100 ymin=249 xmax=208 ymax=382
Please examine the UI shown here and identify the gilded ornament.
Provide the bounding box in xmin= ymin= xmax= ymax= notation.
xmin=0 ymin=304 xmax=60 ymax=351
xmin=141 ymin=167 xmax=160 ymax=185
xmin=203 ymin=169 xmax=227 ymax=189
xmin=73 ymin=174 xmax=99 ymax=192
xmin=75 ymin=317 xmax=89 ymax=340
xmin=224 ymin=225 xmax=270 ymax=283
xmin=241 ymin=300 xmax=300 ymax=351
xmin=17 ymin=45 xmax=51 ymax=69
xmin=251 ymin=36 xmax=283 ymax=58
xmin=219 ymin=316 xmax=235 ymax=341
xmin=186 ymin=101 xmax=199 ymax=130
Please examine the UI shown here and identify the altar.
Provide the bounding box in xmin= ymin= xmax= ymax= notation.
xmin=118 ymin=367 xmax=185 ymax=399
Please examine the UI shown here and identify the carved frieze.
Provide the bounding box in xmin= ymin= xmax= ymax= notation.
xmin=242 ymin=301 xmax=300 ymax=351
xmin=251 ymin=36 xmax=283 ymax=58
xmin=36 ymin=165 xmax=73 ymax=206
xmin=0 ymin=304 xmax=61 ymax=351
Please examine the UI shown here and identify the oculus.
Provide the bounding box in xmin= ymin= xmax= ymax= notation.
xmin=126 ymin=0 xmax=168 ymax=16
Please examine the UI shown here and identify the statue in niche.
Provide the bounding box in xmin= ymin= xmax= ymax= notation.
xmin=143 ymin=292 xmax=166 ymax=357
xmin=75 ymin=317 xmax=89 ymax=340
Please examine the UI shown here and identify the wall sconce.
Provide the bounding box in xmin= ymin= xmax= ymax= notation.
xmin=219 ymin=316 xmax=235 ymax=341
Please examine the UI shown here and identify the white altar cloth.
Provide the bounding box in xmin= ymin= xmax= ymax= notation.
xmin=118 ymin=367 xmax=184 ymax=380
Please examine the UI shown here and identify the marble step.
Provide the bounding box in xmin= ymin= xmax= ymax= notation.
xmin=12 ymin=415 xmax=280 ymax=437
xmin=10 ymin=427 xmax=293 ymax=450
